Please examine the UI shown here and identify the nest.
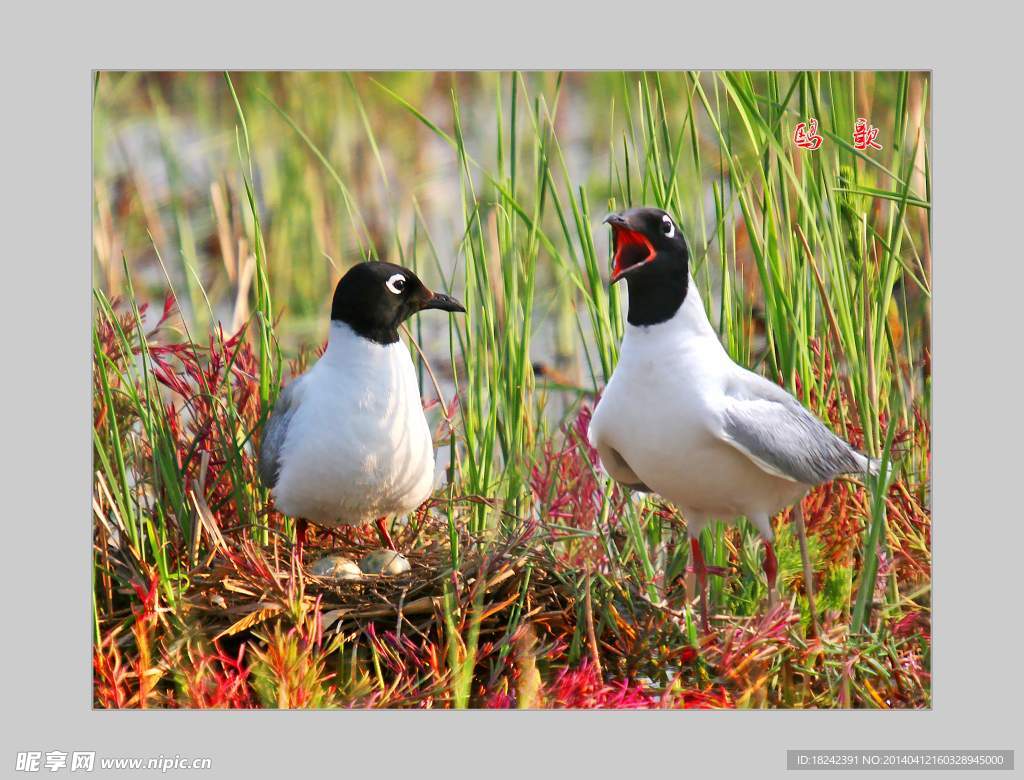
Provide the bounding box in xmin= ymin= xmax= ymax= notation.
xmin=182 ymin=515 xmax=577 ymax=647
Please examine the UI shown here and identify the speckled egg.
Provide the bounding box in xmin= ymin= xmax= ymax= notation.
xmin=308 ymin=555 xmax=364 ymax=581
xmin=359 ymin=549 xmax=411 ymax=575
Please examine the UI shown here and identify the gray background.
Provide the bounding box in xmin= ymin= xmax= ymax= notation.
xmin=2 ymin=1 xmax=1021 ymax=777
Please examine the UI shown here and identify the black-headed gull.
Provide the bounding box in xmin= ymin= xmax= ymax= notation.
xmin=258 ymin=261 xmax=464 ymax=562
xmin=589 ymin=207 xmax=879 ymax=631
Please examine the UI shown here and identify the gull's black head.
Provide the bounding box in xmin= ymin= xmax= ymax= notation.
xmin=330 ymin=261 xmax=465 ymax=345
xmin=604 ymin=207 xmax=690 ymax=327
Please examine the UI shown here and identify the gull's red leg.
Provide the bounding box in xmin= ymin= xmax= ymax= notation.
xmin=295 ymin=518 xmax=309 ymax=559
xmin=691 ymin=537 xmax=711 ymax=633
xmin=763 ymin=540 xmax=778 ymax=607
xmin=374 ymin=517 xmax=397 ymax=551
xmin=293 ymin=519 xmax=309 ymax=581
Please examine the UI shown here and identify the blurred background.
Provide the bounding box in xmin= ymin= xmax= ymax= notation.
xmin=93 ymin=72 xmax=930 ymax=408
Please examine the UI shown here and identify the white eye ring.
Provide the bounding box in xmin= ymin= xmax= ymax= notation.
xmin=662 ymin=214 xmax=676 ymax=238
xmin=385 ymin=274 xmax=407 ymax=295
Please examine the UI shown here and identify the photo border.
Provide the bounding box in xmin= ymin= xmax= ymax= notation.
xmin=4 ymin=1 xmax=1020 ymax=776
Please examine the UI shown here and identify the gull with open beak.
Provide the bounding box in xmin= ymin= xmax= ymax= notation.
xmin=589 ymin=207 xmax=880 ymax=632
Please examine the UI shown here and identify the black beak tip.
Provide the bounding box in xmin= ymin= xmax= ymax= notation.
xmin=424 ymin=292 xmax=465 ymax=314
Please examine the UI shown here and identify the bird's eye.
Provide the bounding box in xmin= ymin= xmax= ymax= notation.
xmin=385 ymin=274 xmax=406 ymax=295
xmin=661 ymin=215 xmax=676 ymax=238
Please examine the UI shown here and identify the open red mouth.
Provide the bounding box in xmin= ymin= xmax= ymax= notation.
xmin=610 ymin=225 xmax=656 ymax=282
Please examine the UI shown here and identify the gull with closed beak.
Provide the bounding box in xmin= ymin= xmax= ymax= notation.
xmin=258 ymin=261 xmax=465 ymax=568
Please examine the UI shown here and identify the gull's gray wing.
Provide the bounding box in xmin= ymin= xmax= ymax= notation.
xmin=717 ymin=370 xmax=877 ymax=485
xmin=257 ymin=379 xmax=303 ymax=490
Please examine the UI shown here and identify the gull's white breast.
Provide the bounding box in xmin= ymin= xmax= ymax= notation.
xmin=272 ymin=323 xmax=435 ymax=526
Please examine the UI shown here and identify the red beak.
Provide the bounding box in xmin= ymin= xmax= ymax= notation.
xmin=606 ymin=214 xmax=655 ymax=283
